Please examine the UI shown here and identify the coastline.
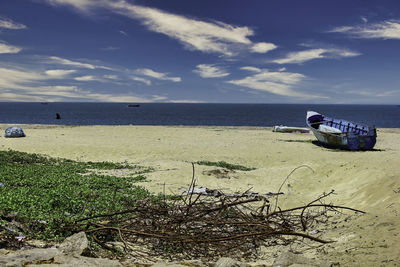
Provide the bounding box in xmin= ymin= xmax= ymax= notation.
xmin=1 ymin=124 xmax=399 ymax=265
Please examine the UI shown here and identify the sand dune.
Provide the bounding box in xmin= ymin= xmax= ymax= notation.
xmin=1 ymin=124 xmax=399 ymax=265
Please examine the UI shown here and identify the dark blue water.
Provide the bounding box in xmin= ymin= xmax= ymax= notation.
xmin=0 ymin=103 xmax=398 ymax=127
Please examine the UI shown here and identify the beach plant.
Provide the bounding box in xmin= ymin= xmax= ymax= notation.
xmin=196 ymin=160 xmax=255 ymax=171
xmin=0 ymin=150 xmax=153 ymax=241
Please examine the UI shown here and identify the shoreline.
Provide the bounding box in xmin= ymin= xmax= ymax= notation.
xmin=0 ymin=124 xmax=399 ymax=265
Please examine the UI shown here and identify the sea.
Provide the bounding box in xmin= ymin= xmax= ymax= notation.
xmin=0 ymin=103 xmax=399 ymax=128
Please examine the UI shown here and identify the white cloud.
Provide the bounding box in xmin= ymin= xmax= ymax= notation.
xmin=132 ymin=76 xmax=151 ymax=85
xmin=346 ymin=89 xmax=398 ymax=97
xmin=0 ymin=67 xmax=76 ymax=91
xmin=82 ymin=93 xmax=155 ymax=102
xmin=361 ymin=16 xmax=368 ymax=23
xmin=103 ymin=74 xmax=118 ymax=80
xmin=47 ymin=56 xmax=111 ymax=70
xmin=227 ymin=68 xmax=314 ymax=97
xmin=101 ymin=46 xmax=120 ymax=51
xmin=136 ymin=68 xmax=181 ymax=82
xmin=0 ymin=65 xmax=160 ymax=102
xmin=44 ymin=0 xmax=277 ymax=56
xmin=45 ymin=69 xmax=76 ymax=78
xmin=330 ymin=20 xmax=400 ymax=39
xmin=74 ymin=75 xmax=97 ymax=81
xmin=0 ymin=67 xmax=47 ymax=89
xmin=45 ymin=0 xmax=94 ymax=11
xmin=167 ymin=99 xmax=204 ymax=103
xmin=193 ymin=64 xmax=230 ymax=78
xmin=0 ymin=42 xmax=21 ymax=54
xmin=240 ymin=66 xmax=262 ymax=73
xmin=0 ymin=18 xmax=27 ymax=30
xmin=36 ymin=85 xmax=79 ymax=93
xmin=104 ymin=1 xmax=254 ymax=56
xmin=273 ymin=48 xmax=361 ymax=64
xmin=250 ymin=42 xmax=277 ymax=53
xmin=0 ymin=92 xmax=49 ymax=102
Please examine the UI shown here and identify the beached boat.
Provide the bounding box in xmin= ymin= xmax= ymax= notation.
xmin=272 ymin=125 xmax=310 ymax=133
xmin=306 ymin=111 xmax=377 ymax=150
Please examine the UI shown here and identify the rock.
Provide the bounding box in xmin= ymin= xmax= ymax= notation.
xmin=0 ymin=232 xmax=123 ymax=267
xmin=0 ymin=247 xmax=61 ymax=267
xmin=214 ymin=257 xmax=249 ymax=267
xmin=24 ymin=239 xmax=52 ymax=248
xmin=151 ymin=262 xmax=188 ymax=267
xmin=4 ymin=127 xmax=25 ymax=138
xmin=58 ymin=232 xmax=89 ymax=257
xmin=272 ymin=252 xmax=332 ymax=267
xmin=28 ymin=254 xmax=123 ymax=266
xmin=180 ymin=260 xmax=208 ymax=267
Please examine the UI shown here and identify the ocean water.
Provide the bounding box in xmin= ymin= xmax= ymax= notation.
xmin=0 ymin=103 xmax=399 ymax=128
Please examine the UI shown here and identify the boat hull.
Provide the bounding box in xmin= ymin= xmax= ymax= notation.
xmin=307 ymin=111 xmax=377 ymax=151
xmin=309 ymin=128 xmax=376 ymax=150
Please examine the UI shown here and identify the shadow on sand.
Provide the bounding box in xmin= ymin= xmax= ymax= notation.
xmin=278 ymin=139 xmax=384 ymax=152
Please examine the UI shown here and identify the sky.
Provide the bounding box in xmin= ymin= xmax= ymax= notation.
xmin=1 ymin=0 xmax=400 ymax=104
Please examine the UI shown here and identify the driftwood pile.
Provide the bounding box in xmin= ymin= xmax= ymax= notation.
xmin=78 ymin=165 xmax=364 ymax=261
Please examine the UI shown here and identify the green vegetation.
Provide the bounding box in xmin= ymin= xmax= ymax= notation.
xmin=196 ymin=160 xmax=255 ymax=171
xmin=0 ymin=150 xmax=153 ymax=241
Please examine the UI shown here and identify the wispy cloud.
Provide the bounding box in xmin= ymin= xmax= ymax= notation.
xmin=77 ymin=93 xmax=153 ymax=102
xmin=0 ymin=17 xmax=27 ymax=30
xmin=0 ymin=42 xmax=22 ymax=54
xmin=45 ymin=69 xmax=76 ymax=78
xmin=0 ymin=65 xmax=161 ymax=102
xmin=0 ymin=67 xmax=46 ymax=89
xmin=330 ymin=20 xmax=400 ymax=39
xmin=103 ymin=74 xmax=119 ymax=80
xmin=361 ymin=16 xmax=368 ymax=23
xmin=227 ymin=67 xmax=318 ymax=98
xmin=44 ymin=0 xmax=276 ymax=56
xmin=136 ymin=68 xmax=181 ymax=82
xmin=0 ymin=67 xmax=77 ymax=90
xmin=100 ymin=46 xmax=120 ymax=51
xmin=273 ymin=48 xmax=360 ymax=64
xmin=250 ymin=42 xmax=277 ymax=53
xmin=346 ymin=89 xmax=398 ymax=97
xmin=45 ymin=0 xmax=94 ymax=11
xmin=119 ymin=30 xmax=128 ymax=36
xmin=74 ymin=75 xmax=101 ymax=82
xmin=132 ymin=76 xmax=151 ymax=86
xmin=0 ymin=92 xmax=49 ymax=102
xmin=47 ymin=56 xmax=111 ymax=70
xmin=240 ymin=66 xmax=262 ymax=73
xmin=193 ymin=64 xmax=230 ymax=78
xmin=168 ymin=99 xmax=205 ymax=103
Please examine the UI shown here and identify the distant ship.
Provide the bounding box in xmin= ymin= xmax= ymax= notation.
xmin=127 ymin=104 xmax=140 ymax=108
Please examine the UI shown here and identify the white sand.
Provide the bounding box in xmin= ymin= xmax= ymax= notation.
xmin=1 ymin=124 xmax=399 ymax=265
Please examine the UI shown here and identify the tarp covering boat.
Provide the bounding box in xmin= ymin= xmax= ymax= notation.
xmin=306 ymin=111 xmax=377 ymax=150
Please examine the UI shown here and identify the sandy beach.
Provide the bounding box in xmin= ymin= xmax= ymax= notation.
xmin=1 ymin=124 xmax=399 ymax=266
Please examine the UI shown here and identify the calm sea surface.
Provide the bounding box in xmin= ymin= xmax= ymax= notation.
xmin=0 ymin=103 xmax=399 ymax=128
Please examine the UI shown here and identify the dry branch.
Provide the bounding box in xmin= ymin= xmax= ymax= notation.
xmin=77 ymin=165 xmax=365 ymax=261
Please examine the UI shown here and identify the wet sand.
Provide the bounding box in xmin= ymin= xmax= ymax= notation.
xmin=1 ymin=124 xmax=399 ymax=265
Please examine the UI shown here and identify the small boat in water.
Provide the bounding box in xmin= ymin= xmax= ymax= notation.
xmin=127 ymin=104 xmax=140 ymax=108
xmin=306 ymin=111 xmax=377 ymax=150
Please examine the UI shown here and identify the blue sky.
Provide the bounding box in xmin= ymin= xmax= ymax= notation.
xmin=1 ymin=0 xmax=400 ymax=103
